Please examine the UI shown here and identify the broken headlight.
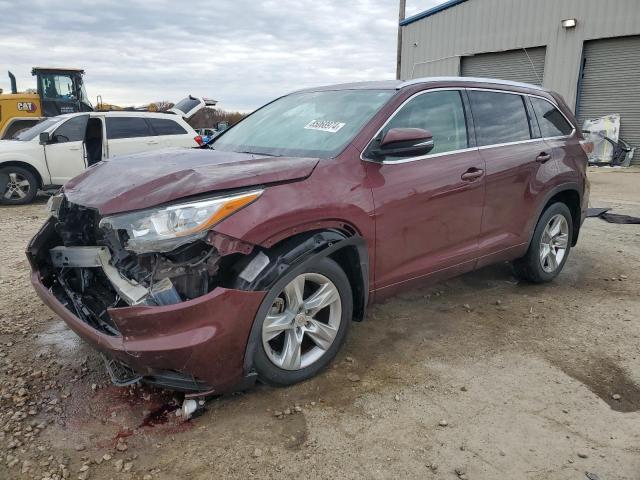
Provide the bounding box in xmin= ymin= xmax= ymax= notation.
xmin=99 ymin=190 xmax=263 ymax=253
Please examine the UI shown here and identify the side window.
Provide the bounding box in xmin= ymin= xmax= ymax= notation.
xmin=379 ymin=90 xmax=468 ymax=158
xmin=148 ymin=118 xmax=188 ymax=136
xmin=530 ymin=97 xmax=573 ymax=137
xmin=468 ymin=91 xmax=531 ymax=146
xmin=106 ymin=117 xmax=153 ymax=140
xmin=51 ymin=115 xmax=88 ymax=143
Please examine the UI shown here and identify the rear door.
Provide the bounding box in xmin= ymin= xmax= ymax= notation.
xmin=147 ymin=117 xmax=198 ymax=148
xmin=365 ymin=89 xmax=485 ymax=292
xmin=467 ymin=89 xmax=556 ymax=265
xmin=44 ymin=114 xmax=89 ymax=184
xmin=105 ymin=116 xmax=160 ymax=158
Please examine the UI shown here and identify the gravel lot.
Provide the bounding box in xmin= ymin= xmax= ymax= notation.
xmin=0 ymin=167 xmax=639 ymax=480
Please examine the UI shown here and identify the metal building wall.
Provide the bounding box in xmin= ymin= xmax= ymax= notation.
xmin=400 ymin=0 xmax=640 ymax=110
xmin=460 ymin=47 xmax=546 ymax=85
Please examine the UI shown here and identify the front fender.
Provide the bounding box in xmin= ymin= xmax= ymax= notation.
xmin=213 ymin=182 xmax=374 ymax=248
xmin=0 ymin=151 xmax=51 ymax=185
xmin=212 ymin=155 xmax=375 ymax=286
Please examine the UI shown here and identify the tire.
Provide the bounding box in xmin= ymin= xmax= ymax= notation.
xmin=250 ymin=256 xmax=353 ymax=387
xmin=513 ymin=202 xmax=573 ymax=283
xmin=0 ymin=166 xmax=38 ymax=205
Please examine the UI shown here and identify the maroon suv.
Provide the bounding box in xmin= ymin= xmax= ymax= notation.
xmin=28 ymin=77 xmax=590 ymax=394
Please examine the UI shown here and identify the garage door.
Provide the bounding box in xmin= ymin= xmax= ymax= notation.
xmin=461 ymin=47 xmax=546 ymax=86
xmin=577 ymin=36 xmax=640 ymax=164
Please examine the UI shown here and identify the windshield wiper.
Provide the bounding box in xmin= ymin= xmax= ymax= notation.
xmin=237 ymin=151 xmax=282 ymax=157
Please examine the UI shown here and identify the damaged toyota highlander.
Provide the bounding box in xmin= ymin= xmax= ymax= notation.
xmin=27 ymin=77 xmax=590 ymax=394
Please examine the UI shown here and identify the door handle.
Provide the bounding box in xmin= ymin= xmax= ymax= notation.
xmin=68 ymin=146 xmax=80 ymax=151
xmin=536 ymin=152 xmax=552 ymax=163
xmin=461 ymin=168 xmax=484 ymax=182
xmin=147 ymin=140 xmax=159 ymax=144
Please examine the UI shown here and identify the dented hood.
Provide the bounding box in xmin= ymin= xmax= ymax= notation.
xmin=64 ymin=148 xmax=319 ymax=215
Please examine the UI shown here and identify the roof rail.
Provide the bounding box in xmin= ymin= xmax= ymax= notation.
xmin=398 ymin=76 xmax=545 ymax=91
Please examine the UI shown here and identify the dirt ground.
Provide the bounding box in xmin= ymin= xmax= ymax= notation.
xmin=0 ymin=167 xmax=639 ymax=480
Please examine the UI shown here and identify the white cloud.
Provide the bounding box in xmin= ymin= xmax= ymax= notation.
xmin=1 ymin=0 xmax=445 ymax=111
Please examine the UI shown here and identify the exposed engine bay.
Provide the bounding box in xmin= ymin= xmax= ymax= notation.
xmin=32 ymin=196 xmax=255 ymax=336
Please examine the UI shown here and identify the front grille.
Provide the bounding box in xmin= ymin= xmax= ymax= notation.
xmin=46 ymin=199 xmax=124 ymax=336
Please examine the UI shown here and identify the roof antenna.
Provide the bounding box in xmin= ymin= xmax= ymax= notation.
xmin=522 ymin=48 xmax=542 ymax=85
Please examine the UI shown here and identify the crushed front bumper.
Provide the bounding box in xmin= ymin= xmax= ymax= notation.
xmin=28 ymin=218 xmax=267 ymax=394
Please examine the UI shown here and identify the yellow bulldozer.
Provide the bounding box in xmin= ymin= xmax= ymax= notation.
xmin=0 ymin=67 xmax=93 ymax=139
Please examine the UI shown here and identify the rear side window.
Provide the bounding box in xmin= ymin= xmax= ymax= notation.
xmin=469 ymin=91 xmax=531 ymax=146
xmin=52 ymin=115 xmax=88 ymax=143
xmin=148 ymin=118 xmax=187 ymax=136
xmin=530 ymin=97 xmax=573 ymax=137
xmin=382 ymin=90 xmax=468 ymax=156
xmin=106 ymin=117 xmax=152 ymax=139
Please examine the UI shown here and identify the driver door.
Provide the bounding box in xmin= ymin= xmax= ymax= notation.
xmin=44 ymin=114 xmax=89 ymax=185
xmin=363 ymin=89 xmax=485 ymax=295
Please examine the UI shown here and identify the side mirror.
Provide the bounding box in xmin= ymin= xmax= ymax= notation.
xmin=371 ymin=128 xmax=434 ymax=158
xmin=39 ymin=132 xmax=50 ymax=145
xmin=217 ymin=121 xmax=229 ymax=131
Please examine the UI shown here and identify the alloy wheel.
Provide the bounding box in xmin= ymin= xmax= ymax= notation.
xmin=539 ymin=213 xmax=569 ymax=273
xmin=262 ymin=272 xmax=342 ymax=370
xmin=3 ymin=172 xmax=31 ymax=201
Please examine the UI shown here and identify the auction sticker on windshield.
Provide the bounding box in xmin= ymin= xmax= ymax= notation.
xmin=304 ymin=120 xmax=346 ymax=133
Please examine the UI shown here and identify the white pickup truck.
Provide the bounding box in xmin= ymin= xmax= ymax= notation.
xmin=0 ymin=97 xmax=211 ymax=204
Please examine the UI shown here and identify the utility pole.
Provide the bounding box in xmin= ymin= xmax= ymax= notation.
xmin=396 ymin=0 xmax=407 ymax=80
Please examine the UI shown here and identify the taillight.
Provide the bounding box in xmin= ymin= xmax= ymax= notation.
xmin=580 ymin=139 xmax=594 ymax=155
xmin=194 ymin=135 xmax=203 ymax=146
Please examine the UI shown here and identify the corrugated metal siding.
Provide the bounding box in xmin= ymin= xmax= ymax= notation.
xmin=412 ymin=56 xmax=460 ymax=78
xmin=577 ymin=36 xmax=640 ymax=163
xmin=461 ymin=47 xmax=546 ymax=85
xmin=400 ymin=0 xmax=640 ymax=110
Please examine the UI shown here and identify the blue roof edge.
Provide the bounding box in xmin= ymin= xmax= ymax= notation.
xmin=400 ymin=0 xmax=469 ymax=26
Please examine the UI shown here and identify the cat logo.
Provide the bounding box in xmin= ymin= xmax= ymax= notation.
xmin=17 ymin=102 xmax=38 ymax=113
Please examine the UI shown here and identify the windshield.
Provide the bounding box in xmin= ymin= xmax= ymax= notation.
xmin=40 ymin=73 xmax=75 ymax=101
xmin=13 ymin=117 xmax=63 ymax=141
xmin=212 ymin=89 xmax=394 ymax=158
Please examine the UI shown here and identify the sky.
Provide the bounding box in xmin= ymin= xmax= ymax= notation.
xmin=0 ymin=0 xmax=444 ymax=112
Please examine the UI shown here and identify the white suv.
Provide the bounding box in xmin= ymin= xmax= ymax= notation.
xmin=0 ymin=110 xmax=201 ymax=204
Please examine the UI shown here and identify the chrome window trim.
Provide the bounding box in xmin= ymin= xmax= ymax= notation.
xmin=476 ymin=137 xmax=546 ymax=150
xmin=364 ymin=146 xmax=479 ymax=165
xmin=360 ymin=86 xmax=576 ymax=165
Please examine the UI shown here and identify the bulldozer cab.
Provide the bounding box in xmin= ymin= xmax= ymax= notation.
xmin=32 ymin=67 xmax=93 ymax=116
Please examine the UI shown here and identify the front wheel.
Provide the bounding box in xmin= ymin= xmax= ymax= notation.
xmin=0 ymin=166 xmax=38 ymax=205
xmin=251 ymin=256 xmax=353 ymax=387
xmin=513 ymin=202 xmax=573 ymax=283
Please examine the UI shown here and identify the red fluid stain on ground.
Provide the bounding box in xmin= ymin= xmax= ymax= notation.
xmin=139 ymin=403 xmax=180 ymax=428
xmin=63 ymin=381 xmax=196 ymax=449
xmin=114 ymin=428 xmax=134 ymax=441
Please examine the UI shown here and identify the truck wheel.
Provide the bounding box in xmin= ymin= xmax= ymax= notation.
xmin=0 ymin=166 xmax=38 ymax=205
xmin=251 ymin=256 xmax=352 ymax=387
xmin=513 ymin=202 xmax=573 ymax=283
